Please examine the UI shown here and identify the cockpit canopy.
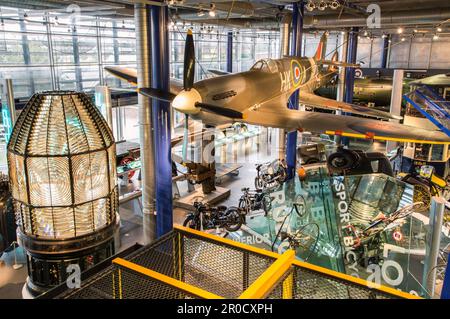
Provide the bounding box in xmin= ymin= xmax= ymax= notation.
xmin=251 ymin=59 xmax=278 ymax=73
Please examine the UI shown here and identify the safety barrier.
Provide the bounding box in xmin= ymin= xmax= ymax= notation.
xmin=57 ymin=225 xmax=421 ymax=299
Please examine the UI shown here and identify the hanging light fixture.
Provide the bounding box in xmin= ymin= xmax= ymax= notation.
xmin=318 ymin=1 xmax=328 ymax=11
xmin=209 ymin=3 xmax=216 ymax=17
xmin=305 ymin=1 xmax=315 ymax=12
xmin=329 ymin=0 xmax=340 ymax=10
xmin=8 ymin=91 xmax=118 ymax=296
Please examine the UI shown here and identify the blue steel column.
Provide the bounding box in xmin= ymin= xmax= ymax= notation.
xmin=227 ymin=31 xmax=233 ymax=73
xmin=150 ymin=3 xmax=173 ymax=237
xmin=442 ymin=260 xmax=450 ymax=299
xmin=381 ymin=34 xmax=390 ymax=69
xmin=344 ymin=27 xmax=358 ymax=103
xmin=286 ymin=1 xmax=304 ymax=179
xmin=342 ymin=27 xmax=358 ymax=146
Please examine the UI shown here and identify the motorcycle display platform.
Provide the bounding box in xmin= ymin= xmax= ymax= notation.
xmin=174 ymin=186 xmax=230 ymax=211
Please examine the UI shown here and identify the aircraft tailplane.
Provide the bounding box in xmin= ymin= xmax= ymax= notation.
xmin=327 ymin=51 xmax=339 ymax=72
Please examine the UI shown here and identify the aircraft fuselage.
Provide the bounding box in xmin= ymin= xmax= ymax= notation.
xmin=185 ymin=56 xmax=331 ymax=126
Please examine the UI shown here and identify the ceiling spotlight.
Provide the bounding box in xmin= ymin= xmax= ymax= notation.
xmin=209 ymin=3 xmax=216 ymax=17
xmin=381 ymin=34 xmax=387 ymax=39
xmin=54 ymin=16 xmax=59 ymax=25
xmin=330 ymin=0 xmax=340 ymax=10
xmin=401 ymin=37 xmax=406 ymax=41
xmin=318 ymin=1 xmax=327 ymax=11
xmin=413 ymin=29 xmax=418 ymax=33
xmin=433 ymin=34 xmax=439 ymax=40
xmin=397 ymin=27 xmax=404 ymax=34
xmin=305 ymin=1 xmax=315 ymax=11
xmin=437 ymin=26 xmax=442 ymax=32
xmin=363 ymin=30 xmax=368 ymax=36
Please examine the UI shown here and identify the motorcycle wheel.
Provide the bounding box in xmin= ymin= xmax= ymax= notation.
xmin=255 ymin=177 xmax=263 ymax=190
xmin=238 ymin=198 xmax=245 ymax=210
xmin=263 ymin=196 xmax=272 ymax=215
xmin=224 ymin=207 xmax=243 ymax=232
xmin=183 ymin=216 xmax=200 ymax=230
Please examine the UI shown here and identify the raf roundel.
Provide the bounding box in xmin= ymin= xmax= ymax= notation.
xmin=291 ymin=60 xmax=302 ymax=87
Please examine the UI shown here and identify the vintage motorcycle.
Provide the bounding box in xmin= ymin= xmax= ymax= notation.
xmin=254 ymin=159 xmax=288 ymax=190
xmin=238 ymin=187 xmax=273 ymax=220
xmin=183 ymin=201 xmax=243 ymax=232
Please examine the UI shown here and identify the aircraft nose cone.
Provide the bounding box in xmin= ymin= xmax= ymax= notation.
xmin=172 ymin=88 xmax=202 ymax=115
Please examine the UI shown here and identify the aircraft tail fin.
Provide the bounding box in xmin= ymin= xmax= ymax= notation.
xmin=314 ymin=32 xmax=328 ymax=60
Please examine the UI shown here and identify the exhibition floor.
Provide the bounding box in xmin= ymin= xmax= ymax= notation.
xmin=0 ymin=127 xmax=398 ymax=299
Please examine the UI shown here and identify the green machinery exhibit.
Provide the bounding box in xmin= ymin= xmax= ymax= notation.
xmin=0 ymin=0 xmax=449 ymax=301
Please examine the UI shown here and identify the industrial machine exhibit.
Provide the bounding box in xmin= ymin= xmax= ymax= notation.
xmin=0 ymin=0 xmax=449 ymax=301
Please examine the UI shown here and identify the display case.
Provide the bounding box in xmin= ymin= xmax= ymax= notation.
xmin=239 ymin=164 xmax=448 ymax=298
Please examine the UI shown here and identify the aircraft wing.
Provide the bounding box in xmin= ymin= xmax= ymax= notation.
xmin=104 ymin=66 xmax=183 ymax=95
xmin=299 ymin=92 xmax=401 ymax=120
xmin=243 ymin=107 xmax=450 ymax=145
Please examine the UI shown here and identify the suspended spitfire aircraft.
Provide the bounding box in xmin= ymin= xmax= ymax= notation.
xmin=105 ymin=31 xmax=450 ymax=145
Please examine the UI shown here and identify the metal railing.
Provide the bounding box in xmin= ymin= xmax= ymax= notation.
xmin=54 ymin=225 xmax=421 ymax=299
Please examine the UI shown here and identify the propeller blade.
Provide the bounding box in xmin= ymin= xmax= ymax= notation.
xmin=138 ymin=88 xmax=176 ymax=103
xmin=195 ymin=102 xmax=243 ymax=119
xmin=182 ymin=114 xmax=189 ymax=163
xmin=184 ymin=29 xmax=195 ymax=91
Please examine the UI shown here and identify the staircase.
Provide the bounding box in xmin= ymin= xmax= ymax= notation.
xmin=403 ymin=85 xmax=450 ymax=137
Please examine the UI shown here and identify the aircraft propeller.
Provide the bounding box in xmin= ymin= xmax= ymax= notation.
xmin=137 ymin=29 xmax=242 ymax=120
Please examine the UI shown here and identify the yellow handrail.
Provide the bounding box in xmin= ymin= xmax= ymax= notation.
xmin=175 ymin=226 xmax=421 ymax=299
xmin=239 ymin=250 xmax=295 ymax=299
xmin=292 ymin=259 xmax=422 ymax=299
xmin=112 ymin=258 xmax=224 ymax=299
xmin=174 ymin=225 xmax=280 ymax=259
